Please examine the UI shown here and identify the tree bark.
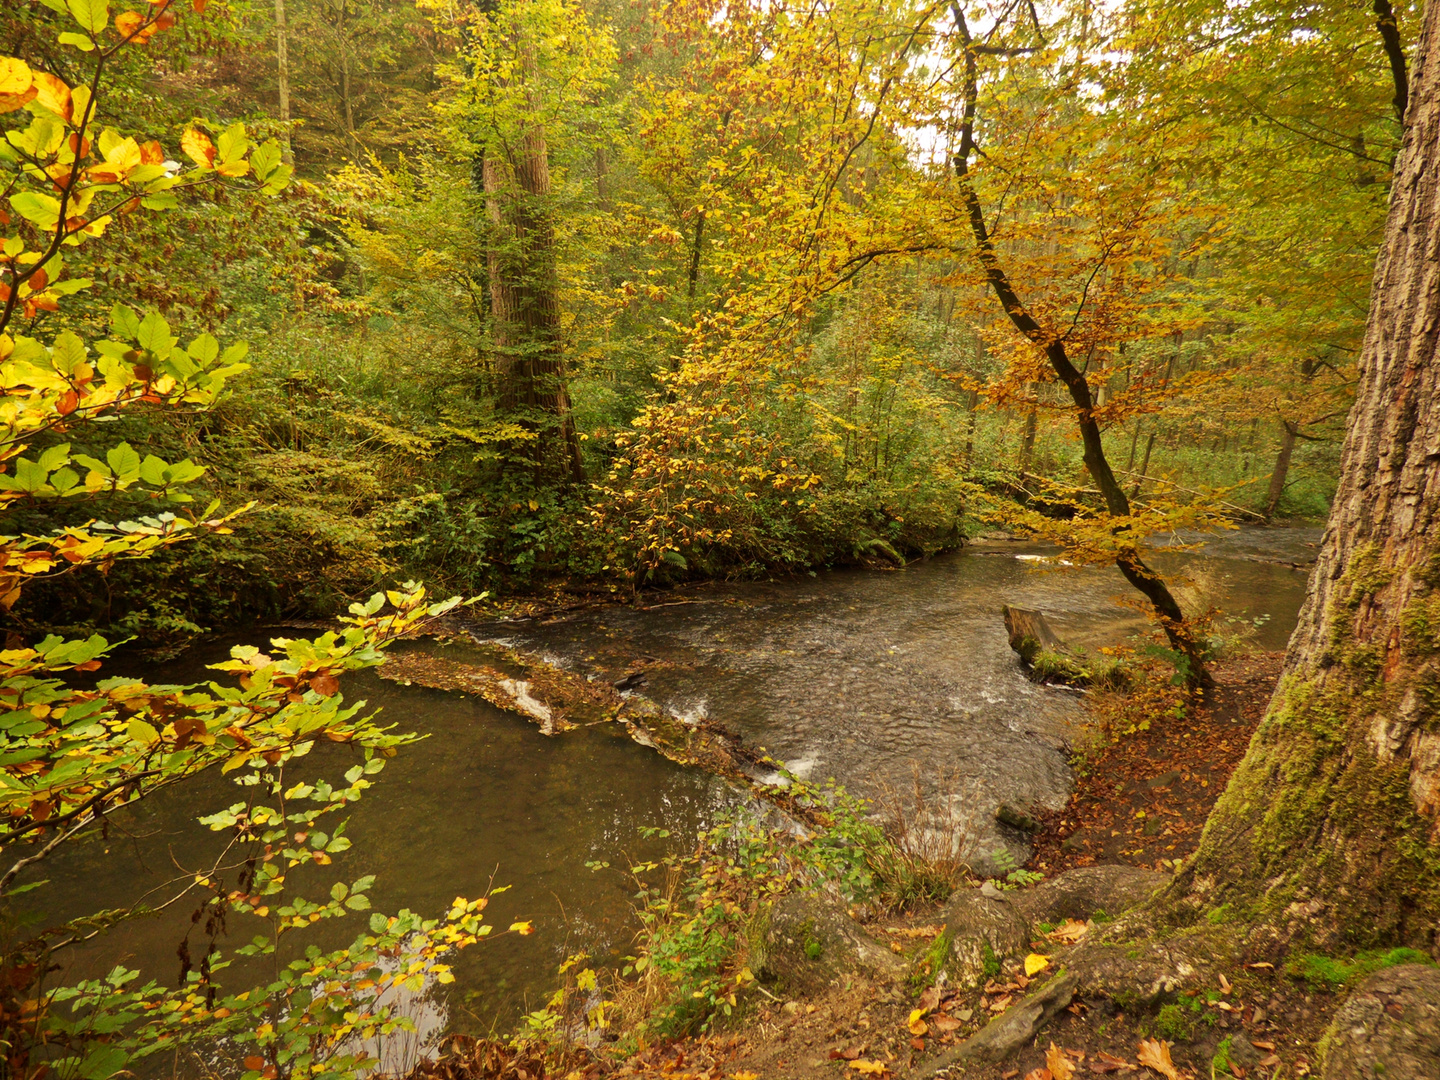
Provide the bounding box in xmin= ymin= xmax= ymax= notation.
xmin=1264 ymin=419 xmax=1298 ymax=521
xmin=1169 ymin=0 xmax=1440 ymax=952
xmin=483 ymin=91 xmax=585 ymax=487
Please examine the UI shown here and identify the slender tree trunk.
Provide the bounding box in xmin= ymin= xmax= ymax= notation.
xmin=1264 ymin=419 xmax=1299 ymax=521
xmin=274 ymin=0 xmax=291 ymax=162
xmin=1168 ymin=0 xmax=1440 ymax=950
xmin=337 ymin=0 xmax=359 ymax=159
xmin=949 ymin=5 xmax=1207 ymax=685
xmin=483 ymin=99 xmax=584 ymax=486
xmin=1017 ymin=399 xmax=1038 ymax=475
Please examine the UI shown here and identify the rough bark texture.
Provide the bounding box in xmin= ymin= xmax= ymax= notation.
xmin=1165 ymin=0 xmax=1440 ymax=952
xmin=1319 ymin=964 xmax=1440 ymax=1079
xmin=482 ymin=56 xmax=585 ymax=486
xmin=273 ymin=0 xmax=291 ymax=161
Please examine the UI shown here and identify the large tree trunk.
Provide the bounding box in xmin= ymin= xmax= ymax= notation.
xmin=483 ymin=75 xmax=585 ymax=487
xmin=1170 ymin=0 xmax=1440 ymax=952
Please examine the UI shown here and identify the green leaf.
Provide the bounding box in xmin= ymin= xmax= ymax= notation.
xmin=138 ymin=455 xmax=168 ymax=486
xmin=126 ymin=719 xmax=159 ymax=745
xmin=140 ymin=192 xmax=179 ymax=211
xmin=330 ymin=882 xmax=348 ymax=901
xmin=187 ymin=334 xmax=219 ymax=363
xmin=57 ymin=31 xmax=95 ymax=50
xmin=369 ymin=912 xmax=388 ymax=933
xmin=50 ymin=467 xmax=80 ymax=494
xmin=110 ymin=304 xmax=140 ymax=341
xmin=344 ymin=894 xmax=372 ymax=911
xmin=250 ymin=141 xmax=281 ymax=181
xmin=65 ymin=0 xmax=108 ymax=34
xmin=106 ymin=443 xmax=141 ymax=482
xmin=135 ymin=310 xmax=171 ymax=354
xmin=10 ymin=192 xmax=62 ymax=229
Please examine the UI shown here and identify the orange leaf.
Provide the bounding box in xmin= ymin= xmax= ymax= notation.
xmin=1136 ymin=1038 xmax=1179 ymax=1080
xmin=57 ymin=390 xmax=78 ymax=416
xmin=139 ymin=139 xmax=164 ymax=165
xmin=182 ymin=127 xmax=216 ymax=167
xmin=1022 ymin=1070 xmax=1051 ymax=1080
xmin=310 ymin=672 xmax=340 ymax=696
xmin=243 ymin=1057 xmax=265 ymax=1071
xmin=115 ymin=10 xmax=148 ymax=38
xmin=193 ymin=0 xmax=209 ymax=10
xmin=28 ymin=268 xmax=49 ymax=292
xmin=30 ymin=71 xmax=72 ymax=122
xmin=1046 ymin=1043 xmax=1075 ymax=1080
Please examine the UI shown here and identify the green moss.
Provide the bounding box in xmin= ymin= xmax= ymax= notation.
xmin=981 ymin=941 xmax=1001 ymax=980
xmin=1206 ymin=903 xmax=1233 ymax=925
xmin=1288 ymin=947 xmax=1435 ymax=991
xmin=1211 ymin=1036 xmax=1233 ymax=1075
xmin=1153 ymin=1003 xmax=1194 ymax=1042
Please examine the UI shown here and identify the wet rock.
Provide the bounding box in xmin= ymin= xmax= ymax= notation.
xmin=1011 ymin=865 xmax=1170 ymax=924
xmin=755 ymin=891 xmax=906 ymax=994
xmin=1319 ymin=964 xmax=1440 ymax=1080
xmin=937 ymin=885 xmax=1031 ymax=989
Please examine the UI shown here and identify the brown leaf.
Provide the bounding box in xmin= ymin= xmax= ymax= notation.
xmin=1047 ymin=1043 xmax=1076 ymax=1080
xmin=1135 ymin=1039 xmax=1179 ymax=1080
xmin=930 ymin=1015 xmax=961 ymax=1033
xmin=909 ymin=1038 xmax=925 ymax=1052
xmin=310 ymin=672 xmax=340 ymax=697
xmin=1046 ymin=919 xmax=1090 ymax=944
xmin=917 ymin=986 xmax=941 ymax=1012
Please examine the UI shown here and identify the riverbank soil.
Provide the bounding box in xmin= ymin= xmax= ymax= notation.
xmin=1027 ymin=652 xmax=1286 ymax=875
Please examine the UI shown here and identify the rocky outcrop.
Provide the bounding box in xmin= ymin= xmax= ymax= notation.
xmin=1320 ymin=964 xmax=1440 ymax=1080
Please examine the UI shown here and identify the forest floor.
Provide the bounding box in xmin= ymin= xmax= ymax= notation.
xmin=575 ymin=651 xmax=1345 ymax=1080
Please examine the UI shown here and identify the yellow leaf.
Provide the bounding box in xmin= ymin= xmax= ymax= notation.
xmin=1024 ymin=953 xmax=1051 ymax=976
xmin=182 ymin=127 xmax=215 ymax=168
xmin=0 ymin=56 xmax=33 ymax=98
xmin=1136 ymin=1038 xmax=1179 ymax=1080
xmin=30 ymin=71 xmax=72 ymax=122
xmin=127 ymin=718 xmax=160 ymax=744
xmin=849 ymin=1061 xmax=886 ymax=1075
xmin=1046 ymin=1042 xmax=1075 ymax=1080
xmin=222 ymin=750 xmax=252 ymax=773
xmin=907 ymin=1008 xmax=929 ymax=1035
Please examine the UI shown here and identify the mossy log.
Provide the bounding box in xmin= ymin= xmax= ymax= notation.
xmin=1001 ymin=606 xmax=1090 ymax=685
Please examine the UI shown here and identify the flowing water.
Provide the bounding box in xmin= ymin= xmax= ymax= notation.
xmin=24 ymin=526 xmax=1321 ymax=1060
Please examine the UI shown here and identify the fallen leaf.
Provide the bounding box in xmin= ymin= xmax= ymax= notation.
xmin=1219 ymin=972 xmax=1232 ymax=994
xmin=906 ymin=1009 xmax=928 ymax=1036
xmin=1246 ymin=962 xmax=1275 ymax=970
xmin=1258 ymin=1055 xmax=1280 ymax=1067
xmin=1092 ymin=1051 xmax=1132 ymax=1075
xmin=988 ymin=995 xmax=1013 ymax=1012
xmin=1001 ymin=1072 xmax=1020 ymax=1080
xmin=931 ymin=1015 xmax=961 ymax=1033
xmin=1047 ymin=918 xmax=1090 ymax=944
xmin=1252 ymin=1041 xmax=1275 ymax=1051
xmin=1136 ymin=1038 xmax=1179 ymax=1080
xmin=910 ymin=1038 xmax=925 ymax=1051
xmin=1025 ymin=953 xmax=1051 ymax=976
xmin=849 ymin=1060 xmax=885 ymax=1075
xmin=1047 ymin=1043 xmax=1076 ymax=1080
xmin=917 ymin=986 xmax=941 ymax=1012
xmin=1023 ymin=1070 xmax=1052 ymax=1080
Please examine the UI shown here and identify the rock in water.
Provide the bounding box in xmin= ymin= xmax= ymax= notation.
xmin=1320 ymin=964 xmax=1440 ymax=1079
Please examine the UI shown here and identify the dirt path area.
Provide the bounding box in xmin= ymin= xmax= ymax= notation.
xmin=1028 ymin=653 xmax=1286 ymax=876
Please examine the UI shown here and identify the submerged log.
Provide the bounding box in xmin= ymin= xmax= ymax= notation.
xmin=1001 ymin=605 xmax=1065 ymax=665
xmin=1001 ymin=606 xmax=1097 ymax=686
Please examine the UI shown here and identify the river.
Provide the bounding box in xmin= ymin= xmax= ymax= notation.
xmin=22 ymin=525 xmax=1320 ymax=1059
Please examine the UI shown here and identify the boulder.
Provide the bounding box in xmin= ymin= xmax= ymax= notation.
xmin=1320 ymin=963 xmax=1440 ymax=1080
xmin=754 ymin=891 xmax=906 ymax=994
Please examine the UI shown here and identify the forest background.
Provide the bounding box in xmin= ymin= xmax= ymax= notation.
xmin=3 ymin=0 xmax=1405 ymax=653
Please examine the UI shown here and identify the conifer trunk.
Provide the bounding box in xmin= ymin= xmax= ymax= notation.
xmin=1170 ymin=0 xmax=1440 ymax=951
